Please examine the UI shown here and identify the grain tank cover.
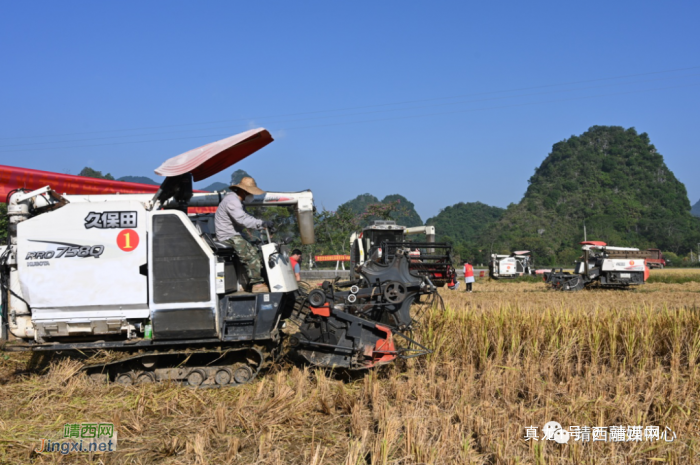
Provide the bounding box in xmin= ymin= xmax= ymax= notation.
xmin=154 ymin=128 xmax=274 ymax=181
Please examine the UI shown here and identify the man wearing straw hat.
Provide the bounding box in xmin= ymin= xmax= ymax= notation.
xmin=215 ymin=176 xmax=274 ymax=293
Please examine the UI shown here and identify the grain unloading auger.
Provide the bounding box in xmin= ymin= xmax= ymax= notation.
xmin=0 ymin=129 xmax=432 ymax=386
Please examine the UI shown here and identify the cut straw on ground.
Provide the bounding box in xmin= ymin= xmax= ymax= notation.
xmin=0 ymin=269 xmax=699 ymax=464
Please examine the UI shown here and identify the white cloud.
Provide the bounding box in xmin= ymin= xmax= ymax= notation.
xmin=273 ymin=128 xmax=287 ymax=139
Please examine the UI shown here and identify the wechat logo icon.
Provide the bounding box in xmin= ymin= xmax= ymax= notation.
xmin=543 ymin=421 xmax=570 ymax=444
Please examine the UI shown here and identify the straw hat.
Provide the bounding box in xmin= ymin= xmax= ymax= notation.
xmin=230 ymin=176 xmax=264 ymax=195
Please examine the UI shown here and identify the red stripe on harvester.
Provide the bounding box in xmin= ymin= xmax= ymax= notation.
xmin=0 ymin=165 xmax=215 ymax=214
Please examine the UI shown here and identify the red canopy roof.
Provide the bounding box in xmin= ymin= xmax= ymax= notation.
xmin=0 ymin=129 xmax=275 ymax=213
xmin=154 ymin=128 xmax=273 ymax=181
xmin=580 ymin=241 xmax=607 ymax=246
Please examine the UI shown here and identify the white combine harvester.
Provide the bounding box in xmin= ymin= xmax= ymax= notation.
xmin=488 ymin=251 xmax=534 ymax=279
xmin=0 ymin=129 xmax=435 ymax=385
xmin=544 ymin=241 xmax=649 ymax=291
xmin=349 ymin=221 xmax=456 ymax=287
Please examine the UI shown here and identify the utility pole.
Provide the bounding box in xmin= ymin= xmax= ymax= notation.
xmin=584 ymin=221 xmax=587 ymax=242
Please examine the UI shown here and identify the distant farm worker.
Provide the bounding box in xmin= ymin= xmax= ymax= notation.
xmin=290 ymin=249 xmax=302 ymax=281
xmin=215 ymin=176 xmax=274 ymax=293
xmin=464 ymin=261 xmax=475 ymax=292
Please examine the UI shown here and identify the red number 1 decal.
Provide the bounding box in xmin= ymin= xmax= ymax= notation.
xmin=117 ymin=229 xmax=139 ymax=252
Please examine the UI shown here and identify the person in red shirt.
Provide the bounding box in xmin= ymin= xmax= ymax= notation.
xmin=289 ymin=249 xmax=302 ymax=282
xmin=464 ymin=261 xmax=474 ymax=292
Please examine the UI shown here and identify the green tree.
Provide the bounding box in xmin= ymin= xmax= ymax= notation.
xmin=202 ymin=182 xmax=229 ymax=192
xmin=692 ymin=199 xmax=700 ymax=218
xmin=478 ymin=126 xmax=700 ymax=263
xmin=313 ymin=206 xmax=358 ymax=255
xmin=662 ymin=251 xmax=679 ymax=267
xmin=246 ymin=205 xmax=296 ymax=244
xmin=340 ymin=193 xmax=421 ymax=227
xmin=287 ymin=206 xmax=358 ymax=267
xmin=117 ymin=175 xmax=158 ymax=185
xmin=360 ymin=200 xmax=407 ymax=223
xmin=79 ymin=167 xmax=115 ymax=180
xmin=0 ymin=203 xmax=6 ymax=243
xmin=340 ymin=194 xmax=380 ymax=215
xmin=381 ymin=194 xmax=422 ymax=226
xmin=230 ymin=169 xmax=250 ymax=186
xmin=426 ymin=201 xmax=505 ymax=245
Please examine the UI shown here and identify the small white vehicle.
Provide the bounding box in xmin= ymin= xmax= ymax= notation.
xmin=488 ymin=251 xmax=533 ymax=279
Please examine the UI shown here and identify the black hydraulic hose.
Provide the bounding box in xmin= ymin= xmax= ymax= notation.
xmin=5 ymin=188 xmax=20 ymax=205
xmin=0 ymin=248 xmax=8 ymax=336
xmin=0 ymin=249 xmax=30 ymax=307
xmin=2 ymin=193 xmax=12 ymax=335
xmin=1 ymin=281 xmax=30 ymax=307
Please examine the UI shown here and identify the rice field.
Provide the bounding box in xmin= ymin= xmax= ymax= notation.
xmin=1 ymin=268 xmax=699 ymax=464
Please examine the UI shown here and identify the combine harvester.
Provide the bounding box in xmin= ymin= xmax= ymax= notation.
xmin=544 ymin=241 xmax=649 ymax=291
xmin=488 ymin=251 xmax=534 ymax=279
xmin=0 ymin=129 xmax=435 ymax=386
xmin=349 ymin=221 xmax=456 ymax=287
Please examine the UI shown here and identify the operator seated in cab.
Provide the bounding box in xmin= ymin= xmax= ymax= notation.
xmin=215 ymin=176 xmax=274 ymax=293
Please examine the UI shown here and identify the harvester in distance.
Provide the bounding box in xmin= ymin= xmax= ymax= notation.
xmin=488 ymin=250 xmax=534 ymax=279
xmin=349 ymin=221 xmax=456 ymax=287
xmin=544 ymin=241 xmax=649 ymax=291
xmin=1 ymin=129 xmax=435 ymax=386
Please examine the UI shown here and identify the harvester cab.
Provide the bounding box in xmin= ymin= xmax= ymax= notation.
xmin=349 ymin=221 xmax=456 ymax=287
xmin=544 ymin=241 xmax=649 ymax=291
xmin=1 ymin=129 xmax=429 ymax=386
xmin=488 ymin=250 xmax=534 ymax=279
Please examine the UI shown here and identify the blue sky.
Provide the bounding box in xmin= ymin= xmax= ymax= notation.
xmin=1 ymin=1 xmax=698 ymax=221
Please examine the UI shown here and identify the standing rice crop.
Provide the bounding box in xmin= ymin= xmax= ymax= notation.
xmin=0 ymin=280 xmax=698 ymax=464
